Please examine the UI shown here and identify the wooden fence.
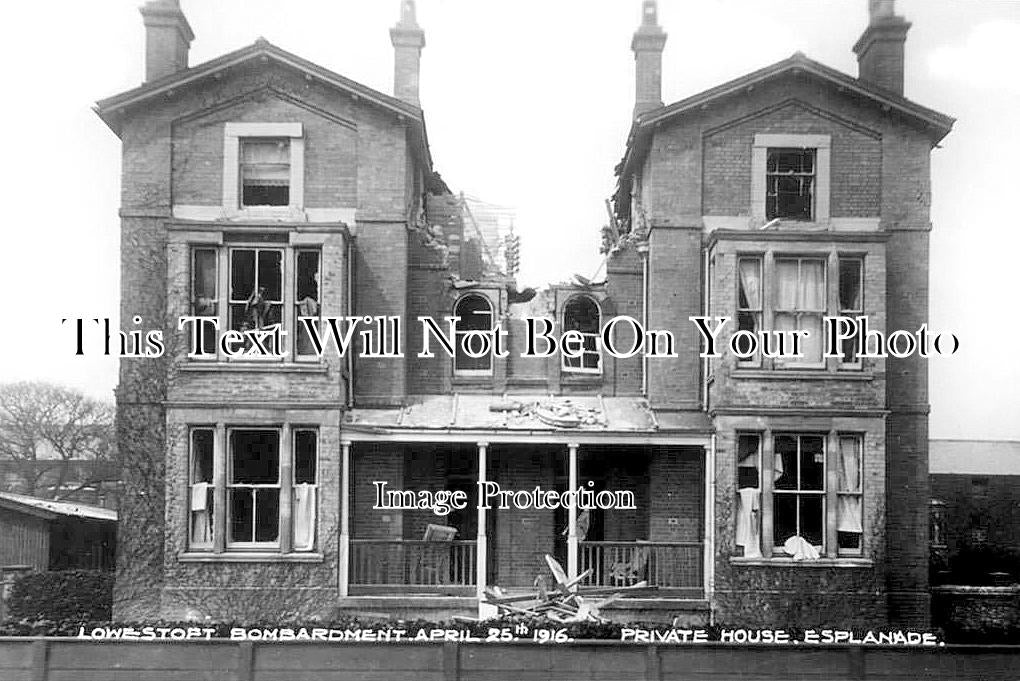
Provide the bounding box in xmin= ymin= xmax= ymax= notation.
xmin=0 ymin=639 xmax=1017 ymax=680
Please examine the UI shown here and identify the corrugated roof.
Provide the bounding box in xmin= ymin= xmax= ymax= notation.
xmin=0 ymin=492 xmax=117 ymax=522
xmin=930 ymin=440 xmax=1020 ymax=476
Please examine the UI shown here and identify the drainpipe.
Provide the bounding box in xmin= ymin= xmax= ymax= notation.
xmin=705 ymin=432 xmax=716 ymax=624
xmin=346 ymin=232 xmax=355 ymax=408
xmin=637 ymin=242 xmax=650 ymax=397
xmin=702 ymin=245 xmax=710 ymax=409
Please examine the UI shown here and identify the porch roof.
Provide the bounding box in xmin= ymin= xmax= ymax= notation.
xmin=342 ymin=395 xmax=711 ymax=444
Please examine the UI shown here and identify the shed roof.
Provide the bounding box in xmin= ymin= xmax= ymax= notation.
xmin=0 ymin=492 xmax=117 ymax=522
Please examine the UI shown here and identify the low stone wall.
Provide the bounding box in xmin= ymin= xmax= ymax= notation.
xmin=932 ymin=585 xmax=1020 ymax=642
xmin=1 ymin=638 xmax=1019 ymax=680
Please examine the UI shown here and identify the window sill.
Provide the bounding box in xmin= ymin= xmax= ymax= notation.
xmin=178 ymin=361 xmax=329 ymax=374
xmin=179 ymin=552 xmax=324 ymax=563
xmin=731 ymin=369 xmax=873 ymax=381
xmin=729 ymin=556 xmax=873 ymax=568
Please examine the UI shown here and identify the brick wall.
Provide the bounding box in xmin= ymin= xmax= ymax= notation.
xmin=490 ymin=446 xmax=558 ymax=587
xmin=648 ymin=447 xmax=703 ymax=542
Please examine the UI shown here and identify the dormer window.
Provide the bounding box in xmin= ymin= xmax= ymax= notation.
xmin=562 ymin=295 xmax=602 ymax=374
xmin=241 ymin=138 xmax=291 ymax=207
xmin=222 ymin=122 xmax=304 ymax=215
xmin=454 ymin=294 xmax=494 ymax=376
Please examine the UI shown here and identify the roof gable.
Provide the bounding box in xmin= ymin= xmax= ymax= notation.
xmin=95 ymin=37 xmax=433 ymax=172
xmin=640 ymin=52 xmax=953 ymax=139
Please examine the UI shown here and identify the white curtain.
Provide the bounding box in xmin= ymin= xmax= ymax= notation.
xmin=800 ymin=260 xmax=825 ymax=310
xmin=837 ymin=437 xmax=863 ymax=533
xmin=293 ymin=484 xmax=317 ymax=551
xmin=738 ymin=259 xmax=761 ymax=310
xmin=776 ymin=260 xmax=799 ymax=310
xmin=736 ymin=488 xmax=762 ymax=558
xmin=190 ymin=483 xmax=212 ymax=545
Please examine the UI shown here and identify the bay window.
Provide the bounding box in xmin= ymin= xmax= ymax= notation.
xmin=734 ymin=431 xmax=864 ymax=560
xmin=188 ymin=426 xmax=318 ymax=555
xmin=189 ymin=245 xmax=321 ymax=360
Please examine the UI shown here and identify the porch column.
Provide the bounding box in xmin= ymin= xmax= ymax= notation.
xmin=476 ymin=442 xmax=488 ymax=599
xmin=567 ymin=442 xmax=579 ymax=580
xmin=339 ymin=440 xmax=351 ymax=597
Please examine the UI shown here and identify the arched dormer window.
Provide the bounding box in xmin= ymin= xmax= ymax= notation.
xmin=562 ymin=295 xmax=602 ymax=374
xmin=454 ymin=294 xmax=493 ymax=375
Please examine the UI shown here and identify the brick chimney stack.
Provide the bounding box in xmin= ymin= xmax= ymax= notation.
xmin=853 ymin=0 xmax=910 ymax=95
xmin=390 ymin=0 xmax=425 ymax=108
xmin=631 ymin=1 xmax=668 ymax=118
xmin=139 ymin=0 xmax=194 ymax=82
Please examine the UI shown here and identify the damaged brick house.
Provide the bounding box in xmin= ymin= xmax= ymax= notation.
xmin=98 ymin=0 xmax=950 ymax=628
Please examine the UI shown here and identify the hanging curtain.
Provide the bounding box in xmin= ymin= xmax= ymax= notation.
xmin=736 ymin=488 xmax=762 ymax=557
xmin=837 ymin=437 xmax=863 ymax=533
xmin=190 ymin=483 xmax=212 ymax=544
xmin=738 ymin=259 xmax=761 ymax=311
xmin=292 ymin=484 xmax=317 ymax=551
xmin=775 ymin=260 xmax=799 ymax=310
xmin=800 ymin=260 xmax=825 ymax=310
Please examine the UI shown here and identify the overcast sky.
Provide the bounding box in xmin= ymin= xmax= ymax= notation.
xmin=0 ymin=0 xmax=1016 ymax=440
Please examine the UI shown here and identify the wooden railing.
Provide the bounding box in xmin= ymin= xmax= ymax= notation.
xmin=350 ymin=540 xmax=476 ymax=587
xmin=579 ymin=541 xmax=703 ymax=590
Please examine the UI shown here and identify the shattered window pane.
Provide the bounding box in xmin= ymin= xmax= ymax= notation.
xmin=766 ymin=148 xmax=815 ymax=221
xmin=562 ymin=296 xmax=602 ymax=373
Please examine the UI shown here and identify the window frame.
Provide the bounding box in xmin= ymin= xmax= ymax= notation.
xmin=772 ymin=433 xmax=827 ymax=554
xmin=772 ymin=256 xmax=828 ymax=370
xmin=734 ymin=430 xmax=867 ymax=561
xmin=222 ymin=122 xmax=304 ymax=217
xmin=735 ymin=255 xmax=764 ymax=367
xmin=561 ymin=294 xmax=603 ymax=375
xmin=453 ymin=293 xmax=495 ymax=377
xmin=837 ymin=256 xmax=865 ymax=369
xmin=226 ymin=428 xmax=283 ymax=550
xmin=186 ymin=425 xmax=319 ymax=555
xmin=188 ymin=244 xmax=324 ymax=362
xmin=751 ymin=134 xmax=831 ymax=225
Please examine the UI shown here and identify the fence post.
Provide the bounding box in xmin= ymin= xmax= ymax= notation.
xmin=31 ymin=639 xmax=48 ymax=681
xmin=645 ymin=645 xmax=661 ymax=681
xmin=442 ymin=641 xmax=460 ymax=681
xmin=235 ymin=641 xmax=255 ymax=681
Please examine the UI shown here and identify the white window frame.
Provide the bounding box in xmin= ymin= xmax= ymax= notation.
xmin=186 ymin=425 xmax=319 ymax=554
xmin=189 ymin=243 xmax=323 ymax=362
xmin=752 ymin=134 xmax=830 ymax=225
xmin=453 ymin=294 xmax=495 ymax=377
xmin=223 ymin=122 xmax=305 ymax=217
xmin=561 ymin=295 xmax=603 ymax=375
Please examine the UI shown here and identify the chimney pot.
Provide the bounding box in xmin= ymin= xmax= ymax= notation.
xmin=853 ymin=0 xmax=910 ymax=95
xmin=631 ymin=1 xmax=667 ymax=118
xmin=390 ymin=0 xmax=425 ymax=107
xmin=139 ymin=0 xmax=194 ymax=82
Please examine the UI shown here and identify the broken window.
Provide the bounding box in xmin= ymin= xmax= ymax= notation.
xmin=773 ymin=434 xmax=825 ymax=552
xmin=774 ymin=257 xmax=826 ymax=367
xmin=189 ymin=429 xmax=215 ymax=548
xmin=292 ymin=429 xmax=318 ymax=551
xmin=454 ymin=294 xmax=493 ymax=375
xmin=229 ymin=429 xmax=281 ymax=546
xmin=836 ymin=434 xmax=863 ymax=554
xmin=229 ymin=248 xmax=283 ymax=354
xmin=838 ymin=257 xmax=864 ymax=367
xmin=562 ymin=295 xmax=602 ymax=374
xmin=766 ymin=148 xmax=815 ymax=221
xmin=240 ymin=138 xmax=290 ymax=207
xmin=191 ymin=249 xmax=218 ymax=356
xmin=736 ymin=257 xmax=763 ymax=365
xmin=294 ymin=250 xmax=321 ymax=358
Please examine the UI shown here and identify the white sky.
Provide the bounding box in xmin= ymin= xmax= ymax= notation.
xmin=0 ymin=0 xmax=1016 ymax=440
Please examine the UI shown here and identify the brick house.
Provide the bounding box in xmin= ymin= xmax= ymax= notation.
xmin=97 ymin=0 xmax=950 ymax=627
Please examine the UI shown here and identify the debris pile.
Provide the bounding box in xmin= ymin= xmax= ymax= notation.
xmin=480 ymin=555 xmax=652 ymax=623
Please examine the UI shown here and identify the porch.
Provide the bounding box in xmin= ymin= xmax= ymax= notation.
xmin=335 ymin=399 xmax=711 ymax=614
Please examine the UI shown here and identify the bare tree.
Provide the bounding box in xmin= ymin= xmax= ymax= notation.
xmin=0 ymin=381 xmax=117 ymax=502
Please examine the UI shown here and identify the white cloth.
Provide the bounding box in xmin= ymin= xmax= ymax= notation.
xmin=736 ymin=488 xmax=762 ymax=558
xmin=190 ymin=482 xmax=209 ymax=512
xmin=293 ymin=484 xmax=316 ymax=551
xmin=783 ymin=535 xmax=821 ymax=561
xmin=837 ymin=496 xmax=863 ymax=533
